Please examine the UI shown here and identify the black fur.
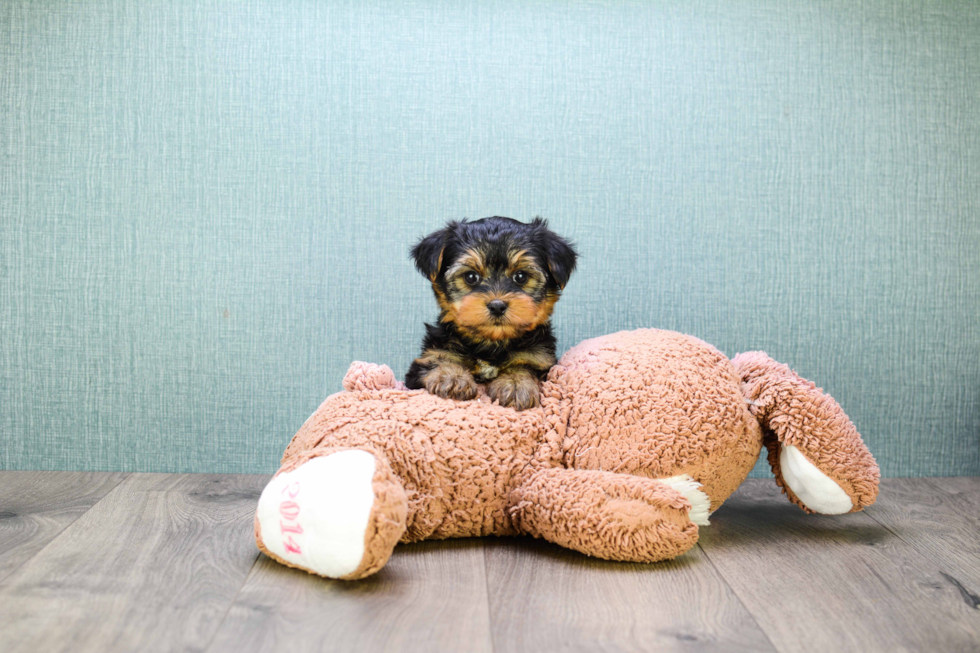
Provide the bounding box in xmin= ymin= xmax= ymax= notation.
xmin=406 ymin=320 xmax=558 ymax=387
xmin=410 ymin=216 xmax=577 ymax=292
xmin=410 ymin=228 xmax=449 ymax=281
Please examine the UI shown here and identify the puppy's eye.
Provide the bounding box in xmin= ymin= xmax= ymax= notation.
xmin=463 ymin=272 xmax=481 ymax=285
xmin=513 ymin=271 xmax=529 ymax=285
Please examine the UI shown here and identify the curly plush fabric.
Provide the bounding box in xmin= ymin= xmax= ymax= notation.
xmin=732 ymin=351 xmax=880 ymax=512
xmin=509 ymin=468 xmax=701 ymax=562
xmin=255 ymin=328 xmax=880 ymax=579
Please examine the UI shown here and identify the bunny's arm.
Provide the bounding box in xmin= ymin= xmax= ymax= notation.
xmin=508 ymin=468 xmax=709 ymax=562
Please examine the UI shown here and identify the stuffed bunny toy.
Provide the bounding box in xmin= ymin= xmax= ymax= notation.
xmin=255 ymin=329 xmax=879 ymax=580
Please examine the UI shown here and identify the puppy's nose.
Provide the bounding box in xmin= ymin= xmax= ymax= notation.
xmin=487 ymin=299 xmax=508 ymax=317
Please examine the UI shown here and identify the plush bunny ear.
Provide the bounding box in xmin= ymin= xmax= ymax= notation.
xmin=410 ymin=225 xmax=451 ymax=281
xmin=533 ymin=218 xmax=578 ymax=290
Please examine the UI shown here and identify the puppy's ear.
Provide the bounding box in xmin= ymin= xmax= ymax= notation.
xmin=534 ymin=218 xmax=577 ymax=290
xmin=411 ymin=224 xmax=451 ymax=281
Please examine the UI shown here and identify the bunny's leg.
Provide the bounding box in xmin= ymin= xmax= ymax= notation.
xmin=508 ymin=468 xmax=710 ymax=562
xmin=254 ymin=446 xmax=408 ymax=580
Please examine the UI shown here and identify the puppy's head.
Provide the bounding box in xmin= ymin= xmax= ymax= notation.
xmin=411 ymin=216 xmax=577 ymax=342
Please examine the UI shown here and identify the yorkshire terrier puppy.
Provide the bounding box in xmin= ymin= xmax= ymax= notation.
xmin=405 ymin=216 xmax=577 ymax=411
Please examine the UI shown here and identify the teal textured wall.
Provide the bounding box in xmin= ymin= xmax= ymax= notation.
xmin=1 ymin=0 xmax=978 ymax=476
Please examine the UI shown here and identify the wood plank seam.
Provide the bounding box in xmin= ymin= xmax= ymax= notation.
xmin=483 ymin=543 xmax=498 ymax=653
xmin=695 ymin=541 xmax=781 ymax=652
xmin=859 ymin=512 xmax=901 ymax=541
xmin=699 ymin=478 xmax=980 ymax=651
xmin=201 ymin=555 xmax=265 ymax=653
xmin=0 ymin=472 xmax=271 ymax=652
xmin=0 ymin=472 xmax=131 ymax=586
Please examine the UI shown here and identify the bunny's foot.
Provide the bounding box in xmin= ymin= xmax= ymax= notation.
xmin=255 ymin=448 xmax=408 ymax=580
xmin=777 ymin=445 xmax=853 ymax=514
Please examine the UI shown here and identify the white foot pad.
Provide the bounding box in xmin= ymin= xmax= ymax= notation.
xmin=257 ymin=450 xmax=376 ymax=578
xmin=779 ymin=445 xmax=853 ymax=514
xmin=661 ymin=474 xmax=711 ymax=526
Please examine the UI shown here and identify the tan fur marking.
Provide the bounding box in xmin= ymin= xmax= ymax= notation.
xmin=425 ymin=247 xmax=445 ymax=282
xmin=449 ymin=289 xmax=560 ymax=341
xmin=463 ymin=324 xmax=526 ymax=342
xmin=488 ymin=368 xmax=541 ymax=410
xmin=456 ymin=293 xmax=493 ymax=328
xmin=529 ymin=294 xmax=558 ymax=329
xmin=417 ymin=349 xmax=467 ymax=367
xmin=521 ymin=276 xmax=544 ymax=293
xmin=445 ymin=249 xmax=487 ymax=279
xmin=421 ymin=360 xmax=478 ymax=401
xmin=433 ymin=285 xmax=457 ymax=320
xmin=473 ymin=359 xmax=500 ymax=380
xmin=501 ymin=347 xmax=556 ymax=373
xmin=466 ymin=249 xmax=487 ymax=275
xmin=547 ymin=260 xmax=568 ymax=289
xmin=501 ymin=295 xmax=538 ymax=326
xmin=453 ymin=293 xmax=528 ymax=341
xmin=506 ymin=251 xmax=546 ymax=283
xmin=505 ymin=250 xmax=530 ymax=275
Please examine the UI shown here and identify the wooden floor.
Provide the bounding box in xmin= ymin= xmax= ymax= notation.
xmin=0 ymin=474 xmax=977 ymax=653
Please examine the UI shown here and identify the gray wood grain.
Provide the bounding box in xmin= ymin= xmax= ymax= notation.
xmin=699 ymin=479 xmax=980 ymax=653
xmin=864 ymin=478 xmax=980 ymax=611
xmin=0 ymin=473 xmax=267 ymax=653
xmin=0 ymin=471 xmax=129 ymax=584
xmin=485 ymin=535 xmax=776 ymax=653
xmin=2 ymin=473 xmax=977 ymax=653
xmin=927 ymin=476 xmax=980 ymax=512
xmin=206 ymin=538 xmax=493 ymax=653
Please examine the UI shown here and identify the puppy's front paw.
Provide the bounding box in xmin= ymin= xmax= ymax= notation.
xmin=423 ymin=364 xmax=479 ymax=401
xmin=488 ymin=372 xmax=540 ymax=410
